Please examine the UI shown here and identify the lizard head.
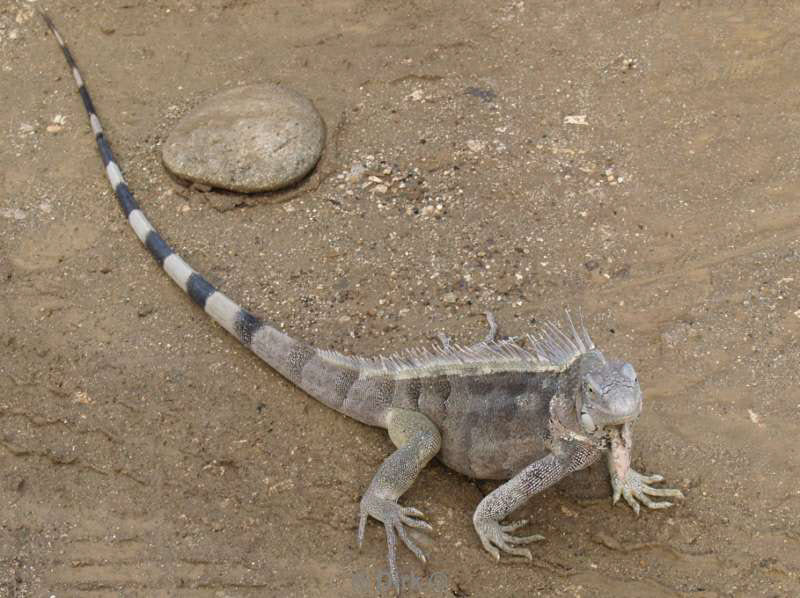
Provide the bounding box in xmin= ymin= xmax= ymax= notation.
xmin=577 ymin=358 xmax=642 ymax=434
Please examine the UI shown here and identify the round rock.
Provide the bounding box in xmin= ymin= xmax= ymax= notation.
xmin=162 ymin=84 xmax=325 ymax=193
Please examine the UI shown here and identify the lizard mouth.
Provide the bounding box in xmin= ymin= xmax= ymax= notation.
xmin=580 ymin=409 xmax=627 ymax=439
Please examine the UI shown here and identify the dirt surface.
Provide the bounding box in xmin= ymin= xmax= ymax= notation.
xmin=2 ymin=0 xmax=800 ymax=596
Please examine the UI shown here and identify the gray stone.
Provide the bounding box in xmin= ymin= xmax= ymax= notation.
xmin=162 ymin=84 xmax=325 ymax=193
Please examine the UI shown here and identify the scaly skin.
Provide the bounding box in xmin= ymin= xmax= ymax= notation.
xmin=43 ymin=14 xmax=684 ymax=595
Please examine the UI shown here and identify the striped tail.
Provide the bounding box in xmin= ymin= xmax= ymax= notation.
xmin=40 ymin=13 xmax=378 ymax=424
xmin=40 ymin=11 xmax=265 ymax=346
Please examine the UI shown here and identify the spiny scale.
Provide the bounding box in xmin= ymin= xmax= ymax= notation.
xmin=322 ymin=310 xmax=594 ymax=381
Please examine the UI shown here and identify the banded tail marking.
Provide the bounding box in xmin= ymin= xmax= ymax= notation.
xmin=40 ymin=12 xmax=264 ymax=346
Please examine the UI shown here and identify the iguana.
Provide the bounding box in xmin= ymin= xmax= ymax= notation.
xmin=42 ymin=13 xmax=683 ymax=593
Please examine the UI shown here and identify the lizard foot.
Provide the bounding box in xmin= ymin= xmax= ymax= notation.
xmin=611 ymin=469 xmax=684 ymax=515
xmin=437 ymin=312 xmax=506 ymax=352
xmin=357 ymin=497 xmax=432 ymax=593
xmin=473 ymin=516 xmax=544 ymax=561
xmin=482 ymin=310 xmax=499 ymax=343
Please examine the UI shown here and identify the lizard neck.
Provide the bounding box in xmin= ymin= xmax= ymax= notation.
xmin=548 ymin=359 xmax=610 ymax=450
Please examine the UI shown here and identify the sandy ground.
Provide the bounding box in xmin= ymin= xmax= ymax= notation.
xmin=2 ymin=0 xmax=800 ymax=596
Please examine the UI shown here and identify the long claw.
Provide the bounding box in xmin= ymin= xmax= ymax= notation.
xmin=507 ymin=533 xmax=545 ymax=544
xmin=622 ymin=488 xmax=640 ymax=515
xmin=357 ymin=513 xmax=367 ymax=549
xmin=481 ymin=535 xmax=501 ymax=561
xmin=500 ymin=519 xmax=529 ymax=532
xmin=402 ymin=507 xmax=426 ymax=519
xmin=395 ymin=522 xmax=427 ymax=563
xmin=612 ymin=469 xmax=683 ymax=515
xmin=636 ymin=493 xmax=657 ymax=509
xmin=475 ymin=516 xmax=544 ymax=561
xmin=501 ymin=544 xmax=532 ymax=559
xmin=642 ymin=486 xmax=684 ymax=499
xmin=359 ymin=496 xmax=435 ymax=593
xmin=384 ymin=522 xmax=400 ymax=593
xmin=401 ymin=516 xmax=433 ymax=531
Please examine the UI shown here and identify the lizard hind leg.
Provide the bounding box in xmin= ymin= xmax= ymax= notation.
xmin=358 ymin=408 xmax=441 ymax=594
xmin=482 ymin=310 xmax=499 ymax=343
xmin=436 ymin=310 xmax=499 ymax=352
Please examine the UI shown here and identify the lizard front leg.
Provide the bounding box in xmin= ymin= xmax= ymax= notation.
xmin=608 ymin=422 xmax=684 ymax=514
xmin=473 ymin=443 xmax=601 ymax=560
xmin=358 ymin=408 xmax=441 ymax=593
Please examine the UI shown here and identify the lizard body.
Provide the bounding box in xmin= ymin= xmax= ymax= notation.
xmin=42 ymin=14 xmax=683 ymax=593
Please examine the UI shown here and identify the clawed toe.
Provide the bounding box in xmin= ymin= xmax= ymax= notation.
xmin=475 ymin=517 xmax=544 ymax=562
xmin=642 ymin=473 xmax=664 ymax=483
xmin=500 ymin=518 xmax=529 ymax=532
xmin=393 ymin=522 xmax=427 ymax=563
xmin=359 ymin=497 xmax=434 ymax=593
xmin=612 ymin=469 xmax=684 ymax=515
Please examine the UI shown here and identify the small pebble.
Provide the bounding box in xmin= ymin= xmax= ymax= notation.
xmin=0 ymin=208 xmax=26 ymax=220
xmin=563 ymin=114 xmax=588 ymax=125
